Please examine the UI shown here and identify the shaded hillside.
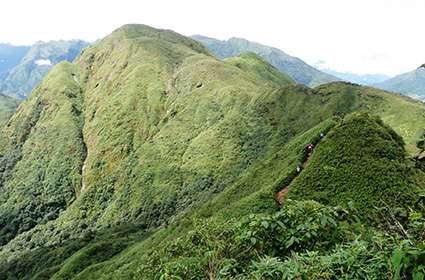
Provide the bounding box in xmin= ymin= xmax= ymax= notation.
xmin=375 ymin=65 xmax=425 ymax=101
xmin=192 ymin=35 xmax=340 ymax=87
xmin=0 ymin=94 xmax=19 ymax=125
xmin=0 ymin=25 xmax=423 ymax=279
xmin=0 ymin=62 xmax=86 ymax=246
xmin=0 ymin=40 xmax=89 ymax=99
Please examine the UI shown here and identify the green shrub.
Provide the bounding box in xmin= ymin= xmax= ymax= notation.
xmin=137 ymin=200 xmax=367 ymax=279
xmin=288 ymin=113 xmax=419 ymax=221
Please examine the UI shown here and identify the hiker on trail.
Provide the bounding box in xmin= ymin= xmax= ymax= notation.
xmin=320 ymin=132 xmax=324 ymax=139
xmin=307 ymin=143 xmax=314 ymax=154
xmin=296 ymin=165 xmax=301 ymax=173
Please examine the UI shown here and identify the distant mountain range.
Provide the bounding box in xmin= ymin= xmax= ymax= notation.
xmin=319 ymin=68 xmax=390 ymax=85
xmin=191 ymin=35 xmax=340 ymax=87
xmin=0 ymin=40 xmax=89 ymax=99
xmin=3 ymin=35 xmax=424 ymax=105
xmin=193 ymin=35 xmax=425 ymax=102
xmin=374 ymin=65 xmax=425 ymax=101
xmin=0 ymin=44 xmax=30 ymax=77
xmin=316 ymin=64 xmax=425 ymax=102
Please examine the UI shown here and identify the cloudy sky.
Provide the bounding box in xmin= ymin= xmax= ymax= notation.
xmin=1 ymin=0 xmax=424 ymax=76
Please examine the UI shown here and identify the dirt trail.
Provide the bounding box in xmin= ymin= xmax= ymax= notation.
xmin=81 ymin=158 xmax=88 ymax=192
xmin=276 ymin=147 xmax=316 ymax=206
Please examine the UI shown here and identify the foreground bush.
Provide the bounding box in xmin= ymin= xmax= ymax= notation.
xmin=136 ymin=200 xmax=424 ymax=279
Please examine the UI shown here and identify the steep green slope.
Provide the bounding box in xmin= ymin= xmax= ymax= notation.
xmin=0 ymin=24 xmax=321 ymax=268
xmin=0 ymin=62 xmax=85 ymax=246
xmin=224 ymin=52 xmax=294 ymax=86
xmin=41 ymin=115 xmax=425 ymax=279
xmin=0 ymin=94 xmax=19 ymax=125
xmin=192 ymin=35 xmax=340 ymax=87
xmin=0 ymin=25 xmax=424 ymax=279
xmin=375 ymin=65 xmax=425 ymax=101
xmin=0 ymin=40 xmax=89 ymax=99
xmin=0 ymin=118 xmax=341 ymax=279
xmin=287 ymin=113 xmax=420 ymax=218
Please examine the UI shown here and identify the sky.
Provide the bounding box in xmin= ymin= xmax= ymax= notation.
xmin=1 ymin=0 xmax=424 ymax=76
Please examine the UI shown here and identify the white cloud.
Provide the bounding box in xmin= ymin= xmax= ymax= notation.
xmin=0 ymin=0 xmax=424 ymax=76
xmin=35 ymin=59 xmax=52 ymax=66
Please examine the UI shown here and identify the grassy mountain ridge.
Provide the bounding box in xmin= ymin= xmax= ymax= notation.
xmin=288 ymin=112 xmax=420 ymax=217
xmin=192 ymin=35 xmax=340 ymax=87
xmin=46 ymin=113 xmax=424 ymax=279
xmin=0 ymin=25 xmax=424 ymax=278
xmin=314 ymin=82 xmax=425 ymax=154
xmin=0 ymin=24 xmax=308 ymax=262
xmin=224 ymin=52 xmax=295 ymax=86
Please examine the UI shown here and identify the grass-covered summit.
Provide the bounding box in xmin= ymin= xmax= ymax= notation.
xmin=288 ymin=113 xmax=420 ymax=218
xmin=0 ymin=24 xmax=423 ymax=279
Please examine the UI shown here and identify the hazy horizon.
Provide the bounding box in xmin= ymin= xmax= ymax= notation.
xmin=1 ymin=0 xmax=424 ymax=76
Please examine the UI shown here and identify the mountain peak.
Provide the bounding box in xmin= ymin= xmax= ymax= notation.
xmin=111 ymin=23 xmax=165 ymax=38
xmin=107 ymin=24 xmax=209 ymax=55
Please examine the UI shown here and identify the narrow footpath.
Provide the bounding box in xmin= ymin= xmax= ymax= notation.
xmin=276 ymin=139 xmax=321 ymax=206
